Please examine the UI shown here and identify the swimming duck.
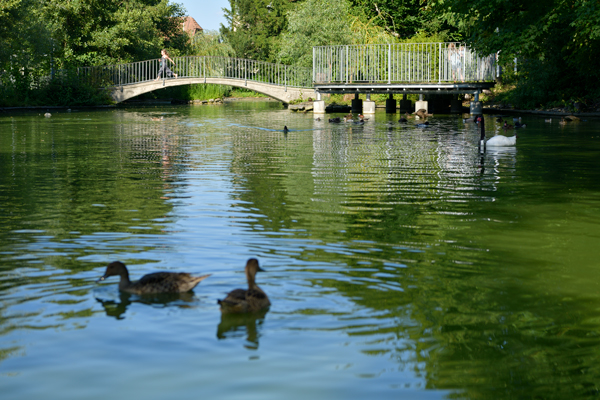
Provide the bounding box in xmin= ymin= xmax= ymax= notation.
xmin=151 ymin=116 xmax=164 ymax=121
xmin=283 ymin=126 xmax=289 ymax=134
xmin=399 ymin=117 xmax=408 ymax=123
xmin=416 ymin=121 xmax=430 ymax=128
xmin=97 ymin=261 xmax=211 ymax=295
xmin=514 ymin=122 xmax=526 ymax=128
xmin=328 ymin=117 xmax=341 ymax=123
xmin=44 ymin=112 xmax=51 ymax=118
xmin=218 ymin=258 xmax=270 ymax=313
xmin=415 ymin=109 xmax=433 ymax=119
xmin=544 ymin=118 xmax=552 ymax=123
xmin=559 ymin=118 xmax=568 ymax=125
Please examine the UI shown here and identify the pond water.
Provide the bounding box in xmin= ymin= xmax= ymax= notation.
xmin=1 ymin=101 xmax=600 ymax=399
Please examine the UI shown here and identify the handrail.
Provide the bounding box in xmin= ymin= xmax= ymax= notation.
xmin=313 ymin=43 xmax=497 ymax=84
xmin=76 ymin=56 xmax=313 ymax=89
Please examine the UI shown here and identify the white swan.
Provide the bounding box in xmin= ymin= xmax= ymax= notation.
xmin=487 ymin=134 xmax=517 ymax=147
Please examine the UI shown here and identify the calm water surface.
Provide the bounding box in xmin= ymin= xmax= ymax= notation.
xmin=1 ymin=102 xmax=600 ymax=399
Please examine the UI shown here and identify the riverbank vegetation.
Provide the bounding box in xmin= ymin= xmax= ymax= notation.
xmin=1 ymin=0 xmax=599 ymax=110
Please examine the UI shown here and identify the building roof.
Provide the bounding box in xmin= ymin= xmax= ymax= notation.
xmin=183 ymin=17 xmax=203 ymax=35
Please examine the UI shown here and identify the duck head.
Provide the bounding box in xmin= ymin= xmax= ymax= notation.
xmin=98 ymin=261 xmax=129 ymax=282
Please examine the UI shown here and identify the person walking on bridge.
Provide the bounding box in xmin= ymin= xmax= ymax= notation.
xmin=155 ymin=49 xmax=177 ymax=80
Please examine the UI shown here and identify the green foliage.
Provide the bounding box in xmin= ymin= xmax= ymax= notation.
xmin=348 ymin=0 xmax=460 ymax=40
xmin=41 ymin=0 xmax=188 ymax=67
xmin=431 ymin=0 xmax=600 ymax=107
xmin=181 ymin=84 xmax=231 ymax=100
xmin=278 ymin=0 xmax=357 ymax=67
xmin=189 ymin=30 xmax=236 ymax=58
xmin=220 ymin=0 xmax=292 ymax=62
xmin=0 ymin=71 xmax=112 ymax=107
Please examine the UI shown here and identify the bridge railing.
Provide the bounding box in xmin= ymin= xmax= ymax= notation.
xmin=76 ymin=56 xmax=313 ymax=88
xmin=313 ymin=43 xmax=497 ymax=84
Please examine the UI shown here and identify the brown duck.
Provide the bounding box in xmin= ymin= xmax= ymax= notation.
xmin=97 ymin=261 xmax=211 ymax=295
xmin=218 ymin=258 xmax=270 ymax=313
xmin=414 ymin=108 xmax=433 ymax=119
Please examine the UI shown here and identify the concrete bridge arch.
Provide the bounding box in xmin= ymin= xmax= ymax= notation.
xmin=110 ymin=77 xmax=316 ymax=104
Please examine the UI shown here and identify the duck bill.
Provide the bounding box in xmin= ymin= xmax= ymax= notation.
xmin=96 ymin=275 xmax=107 ymax=283
xmin=257 ymin=267 xmax=266 ymax=272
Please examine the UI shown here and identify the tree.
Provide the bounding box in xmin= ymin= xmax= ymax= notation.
xmin=220 ymin=0 xmax=292 ymax=62
xmin=0 ymin=0 xmax=53 ymax=95
xmin=41 ymin=0 xmax=187 ymax=67
xmin=431 ymin=0 xmax=600 ymax=107
xmin=277 ymin=0 xmax=357 ymax=67
xmin=348 ymin=0 xmax=459 ymax=40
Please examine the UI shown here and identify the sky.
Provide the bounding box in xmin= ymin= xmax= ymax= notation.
xmin=176 ymin=0 xmax=230 ymax=32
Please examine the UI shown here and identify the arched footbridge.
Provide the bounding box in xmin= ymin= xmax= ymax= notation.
xmin=78 ymin=43 xmax=497 ymax=104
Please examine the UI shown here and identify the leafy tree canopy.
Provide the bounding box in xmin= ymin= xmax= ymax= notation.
xmin=431 ymin=0 xmax=600 ymax=106
xmin=278 ymin=0 xmax=357 ymax=67
xmin=220 ymin=0 xmax=292 ymax=62
xmin=42 ymin=0 xmax=187 ymax=67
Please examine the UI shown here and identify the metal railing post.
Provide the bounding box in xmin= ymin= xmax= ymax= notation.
xmin=438 ymin=43 xmax=442 ymax=83
xmin=345 ymin=45 xmax=349 ymax=84
xmin=388 ymin=44 xmax=391 ymax=84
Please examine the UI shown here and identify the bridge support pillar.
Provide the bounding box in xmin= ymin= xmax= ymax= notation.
xmin=386 ymin=94 xmax=396 ymax=113
xmin=399 ymin=94 xmax=412 ymax=113
xmin=470 ymin=101 xmax=483 ymax=114
xmin=351 ymin=93 xmax=363 ymax=113
xmin=364 ymin=100 xmax=376 ymax=114
xmin=470 ymin=91 xmax=482 ymax=114
xmin=451 ymin=96 xmax=463 ymax=113
xmin=314 ymin=100 xmax=326 ymax=114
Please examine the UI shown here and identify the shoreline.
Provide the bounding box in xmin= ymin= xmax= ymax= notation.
xmin=3 ymin=99 xmax=600 ymax=119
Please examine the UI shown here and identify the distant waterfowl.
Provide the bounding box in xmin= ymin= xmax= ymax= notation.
xmin=283 ymin=126 xmax=289 ymax=134
xmin=399 ymin=117 xmax=408 ymax=123
xmin=218 ymin=258 xmax=270 ymax=313
xmin=44 ymin=112 xmax=51 ymax=118
xmin=514 ymin=122 xmax=526 ymax=128
xmin=97 ymin=261 xmax=211 ymax=295
xmin=513 ymin=117 xmax=521 ymax=123
xmin=559 ymin=118 xmax=568 ymax=125
xmin=329 ymin=117 xmax=341 ymax=123
xmin=358 ymin=114 xmax=368 ymax=121
xmin=503 ymin=122 xmax=514 ymax=129
xmin=151 ymin=116 xmax=164 ymax=121
xmin=545 ymin=118 xmax=552 ymax=123
xmin=416 ymin=121 xmax=430 ymax=128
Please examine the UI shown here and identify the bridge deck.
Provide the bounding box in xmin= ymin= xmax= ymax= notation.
xmin=315 ymin=82 xmax=495 ymax=95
